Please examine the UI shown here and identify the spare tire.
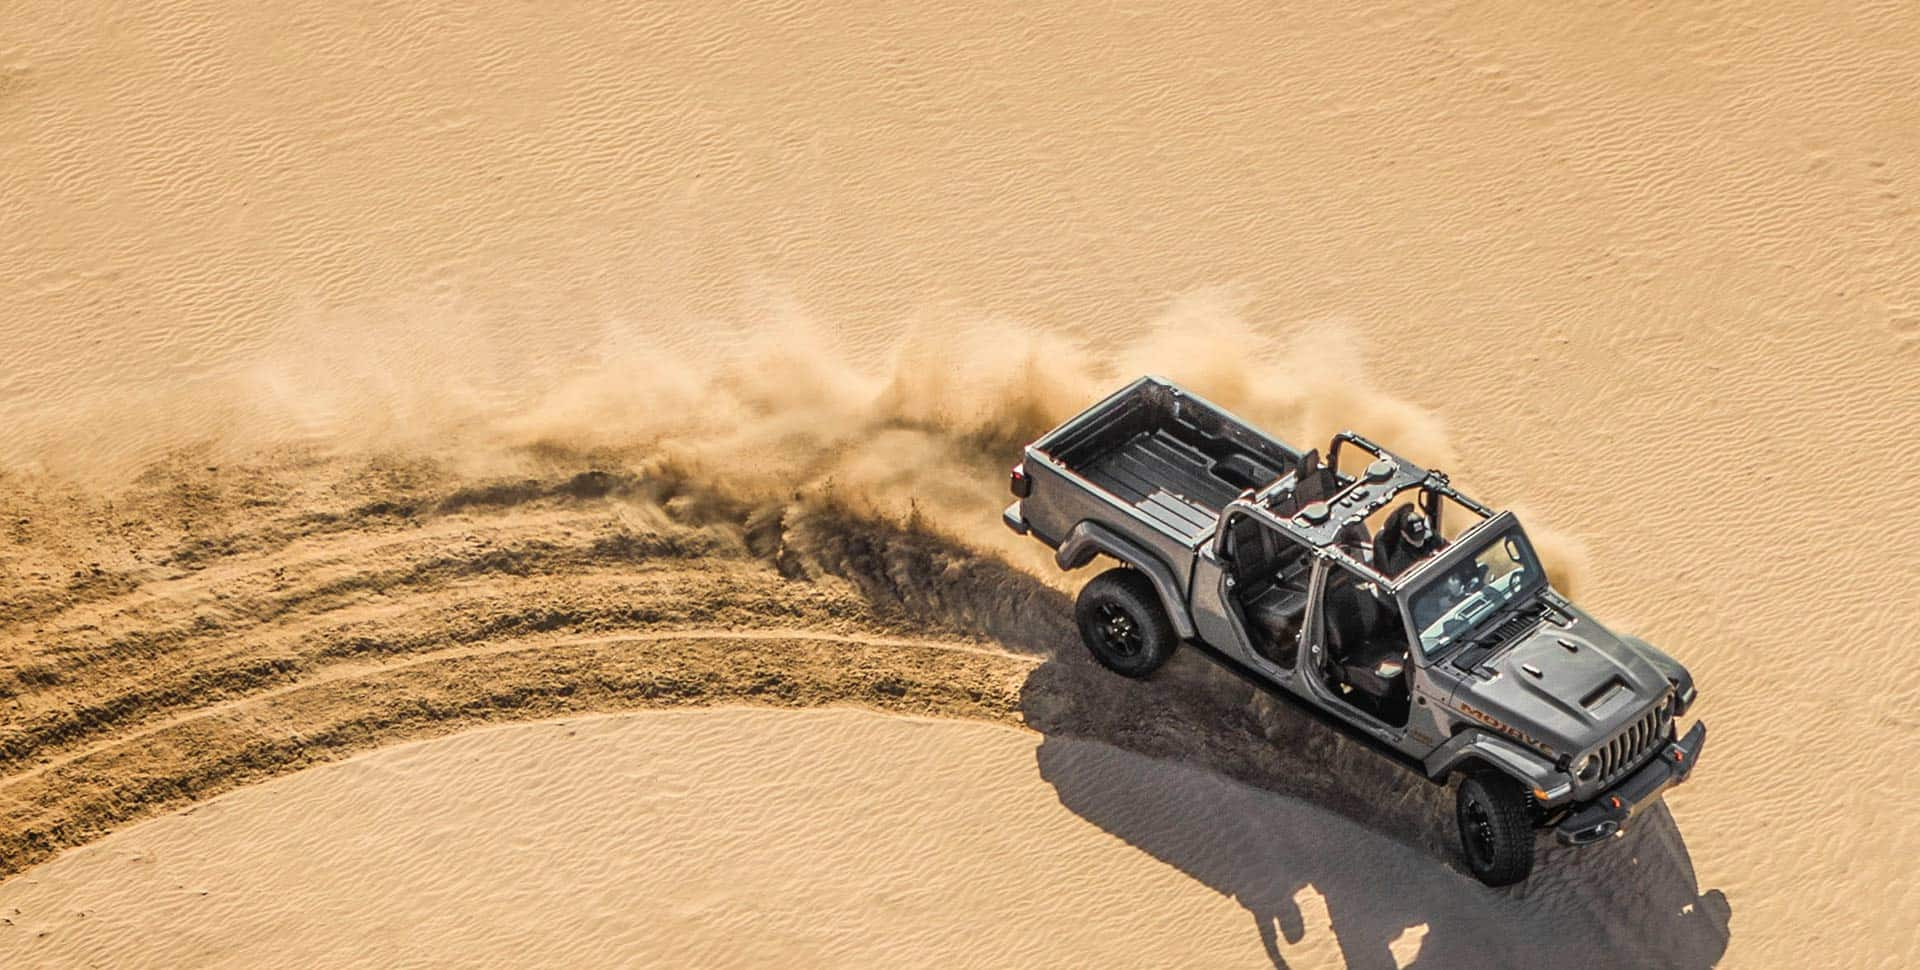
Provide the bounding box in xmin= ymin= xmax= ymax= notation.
xmin=1456 ymin=771 xmax=1536 ymax=886
xmin=1074 ymin=567 xmax=1178 ymax=678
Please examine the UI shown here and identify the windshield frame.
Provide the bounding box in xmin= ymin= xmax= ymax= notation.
xmin=1394 ymin=513 xmax=1547 ymax=659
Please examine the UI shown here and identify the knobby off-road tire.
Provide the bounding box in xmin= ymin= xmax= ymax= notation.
xmin=1456 ymin=771 xmax=1536 ymax=886
xmin=1074 ymin=567 xmax=1178 ymax=678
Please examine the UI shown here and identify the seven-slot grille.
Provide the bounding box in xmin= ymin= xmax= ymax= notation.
xmin=1593 ymin=696 xmax=1670 ymax=783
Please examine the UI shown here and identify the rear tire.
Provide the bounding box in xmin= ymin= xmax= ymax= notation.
xmin=1074 ymin=568 xmax=1177 ymax=678
xmin=1456 ymin=772 xmax=1536 ymax=886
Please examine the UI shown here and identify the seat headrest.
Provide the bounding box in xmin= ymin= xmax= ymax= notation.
xmin=1293 ymin=448 xmax=1337 ymax=505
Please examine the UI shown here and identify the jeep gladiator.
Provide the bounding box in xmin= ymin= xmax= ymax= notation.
xmin=1003 ymin=376 xmax=1705 ymax=885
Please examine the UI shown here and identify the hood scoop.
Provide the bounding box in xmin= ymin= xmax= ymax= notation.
xmin=1581 ymin=676 xmax=1630 ymax=712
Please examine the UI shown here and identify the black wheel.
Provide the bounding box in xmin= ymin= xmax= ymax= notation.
xmin=1073 ymin=567 xmax=1178 ymax=678
xmin=1455 ymin=772 xmax=1536 ymax=886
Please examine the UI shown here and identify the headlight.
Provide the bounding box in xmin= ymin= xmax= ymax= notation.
xmin=1574 ymin=753 xmax=1599 ymax=781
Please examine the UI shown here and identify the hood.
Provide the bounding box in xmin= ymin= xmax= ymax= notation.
xmin=1446 ymin=600 xmax=1671 ymax=756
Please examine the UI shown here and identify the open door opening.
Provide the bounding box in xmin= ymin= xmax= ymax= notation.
xmin=1315 ymin=567 xmax=1413 ymax=727
xmin=1220 ymin=512 xmax=1312 ymax=669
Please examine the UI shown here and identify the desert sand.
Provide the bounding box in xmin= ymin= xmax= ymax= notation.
xmin=1 ymin=1 xmax=1917 ymax=967
xmin=0 ymin=708 xmax=1595 ymax=968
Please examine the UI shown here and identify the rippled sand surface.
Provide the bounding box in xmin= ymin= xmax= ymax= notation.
xmin=2 ymin=2 xmax=1916 ymax=967
xmin=0 ymin=708 xmax=1698 ymax=969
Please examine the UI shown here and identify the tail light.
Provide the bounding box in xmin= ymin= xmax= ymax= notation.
xmin=1009 ymin=463 xmax=1032 ymax=498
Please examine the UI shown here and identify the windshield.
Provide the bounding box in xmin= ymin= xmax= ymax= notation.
xmin=1407 ymin=527 xmax=1544 ymax=656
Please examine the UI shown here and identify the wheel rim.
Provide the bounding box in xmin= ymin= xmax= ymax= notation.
xmin=1095 ymin=602 xmax=1144 ymax=658
xmin=1462 ymin=797 xmax=1496 ymax=869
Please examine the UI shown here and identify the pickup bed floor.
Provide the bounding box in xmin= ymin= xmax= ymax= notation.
xmin=1081 ymin=430 xmax=1237 ymax=541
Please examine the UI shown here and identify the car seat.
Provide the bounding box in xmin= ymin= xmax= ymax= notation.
xmin=1324 ymin=580 xmax=1405 ymax=701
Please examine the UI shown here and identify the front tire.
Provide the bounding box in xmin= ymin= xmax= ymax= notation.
xmin=1456 ymin=772 xmax=1536 ymax=886
xmin=1074 ymin=568 xmax=1177 ymax=678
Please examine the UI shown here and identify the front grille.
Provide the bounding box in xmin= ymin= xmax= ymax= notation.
xmin=1595 ymin=698 xmax=1669 ymax=783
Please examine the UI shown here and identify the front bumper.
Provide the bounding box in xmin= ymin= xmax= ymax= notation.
xmin=1555 ymin=720 xmax=1706 ymax=846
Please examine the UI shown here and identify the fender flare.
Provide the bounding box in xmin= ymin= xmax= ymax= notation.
xmin=1055 ymin=520 xmax=1197 ymax=640
xmin=1424 ymin=729 xmax=1565 ymax=794
xmin=1621 ymin=634 xmax=1697 ymax=714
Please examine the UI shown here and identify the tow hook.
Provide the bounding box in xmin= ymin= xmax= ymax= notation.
xmin=1563 ymin=819 xmax=1619 ymax=846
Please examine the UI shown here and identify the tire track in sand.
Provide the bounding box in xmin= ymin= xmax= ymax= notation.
xmin=0 ymin=452 xmax=1067 ymax=879
xmin=1 ymin=626 xmax=1035 ymax=793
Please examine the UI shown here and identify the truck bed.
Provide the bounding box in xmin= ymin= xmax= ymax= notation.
xmin=1080 ymin=430 xmax=1240 ymax=539
xmin=1035 ymin=378 xmax=1301 ymax=543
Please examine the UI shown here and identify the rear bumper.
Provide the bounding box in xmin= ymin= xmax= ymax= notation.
xmin=1555 ymin=720 xmax=1706 ymax=846
xmin=1002 ymin=502 xmax=1028 ymax=535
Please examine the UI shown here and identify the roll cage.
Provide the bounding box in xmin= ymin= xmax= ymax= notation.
xmin=1211 ymin=430 xmax=1501 ymax=595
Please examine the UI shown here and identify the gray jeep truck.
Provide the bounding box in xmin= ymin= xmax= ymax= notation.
xmin=1003 ymin=376 xmax=1705 ymax=886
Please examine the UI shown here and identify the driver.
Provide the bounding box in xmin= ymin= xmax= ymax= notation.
xmin=1411 ymin=558 xmax=1477 ymax=633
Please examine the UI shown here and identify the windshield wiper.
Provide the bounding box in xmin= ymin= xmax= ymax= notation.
xmin=1445 ymin=594 xmax=1539 ymax=671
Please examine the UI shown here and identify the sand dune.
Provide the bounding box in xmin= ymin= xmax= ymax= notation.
xmin=4 ymin=1 xmax=1919 ymax=967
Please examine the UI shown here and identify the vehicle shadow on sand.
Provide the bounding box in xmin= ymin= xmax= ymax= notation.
xmin=779 ymin=503 xmax=1728 ymax=968
xmin=1017 ymin=646 xmax=1732 ymax=969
